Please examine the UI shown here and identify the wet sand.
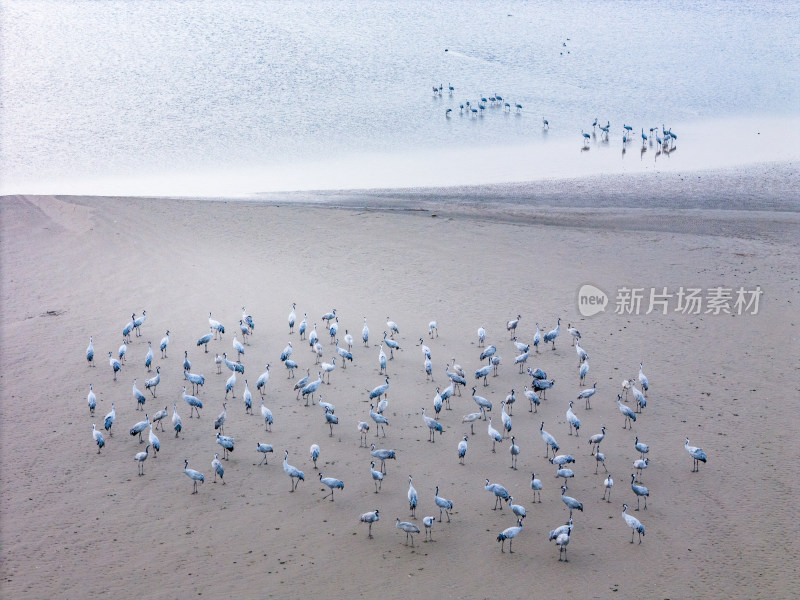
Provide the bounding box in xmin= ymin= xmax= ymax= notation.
xmin=1 ymin=170 xmax=798 ymax=598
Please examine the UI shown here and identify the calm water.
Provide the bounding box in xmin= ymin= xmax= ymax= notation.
xmin=1 ymin=0 xmax=798 ymax=196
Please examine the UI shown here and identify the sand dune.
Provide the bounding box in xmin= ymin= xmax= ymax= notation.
xmin=1 ymin=189 xmax=797 ymax=598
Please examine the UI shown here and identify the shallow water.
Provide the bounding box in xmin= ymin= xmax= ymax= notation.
xmin=1 ymin=0 xmax=798 ymax=196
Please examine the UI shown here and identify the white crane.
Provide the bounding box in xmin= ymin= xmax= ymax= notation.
xmin=514 ymin=349 xmax=530 ymax=373
xmin=485 ymin=479 xmax=510 ymax=510
xmin=288 ymin=303 xmax=296 ymax=334
xmin=87 ymin=384 xmax=96 ymax=416
xmin=461 ymin=412 xmax=481 ymax=435
xmin=92 ymin=424 xmax=105 ymax=454
xmin=500 ymin=401 xmax=512 ymax=438
xmin=256 ymin=442 xmax=273 ymax=465
xmin=318 ymin=472 xmax=344 ymax=501
xmin=557 ymin=468 xmax=575 ymax=489
xmin=595 ymin=451 xmax=608 ymax=474
xmin=382 ymin=332 xmax=400 ymax=359
xmin=621 ymin=378 xmax=634 ymax=399
xmin=633 ymin=458 xmax=649 ymax=482
xmin=554 ymin=528 xmax=571 ymax=562
xmin=578 ymin=382 xmax=596 ymax=410
xmin=360 ymin=509 xmax=379 ymax=538
xmin=632 ymin=384 xmax=647 ymax=413
xmin=509 ymin=496 xmax=526 ymax=520
xmin=509 ymin=436 xmax=520 ymax=469
xmin=212 ymin=453 xmax=225 ymax=484
xmin=184 ymin=459 xmax=205 ymax=493
xmin=634 ymin=436 xmax=649 ymax=458
xmin=428 ymin=320 xmax=438 ymax=338
xmin=283 ymin=450 xmax=304 ymax=492
xmin=530 ymin=473 xmax=543 ymax=502
xmin=421 ymin=407 xmax=443 ymax=442
xmin=335 ymin=340 xmax=353 ymax=368
xmin=357 ymin=421 xmax=370 ymax=447
xmin=159 ymin=330 xmax=170 ymax=358
xmin=560 ymin=486 xmax=583 ymax=517
xmin=225 ymin=370 xmax=236 ymax=399
xmin=208 ymin=312 xmax=224 ymax=339
xmin=171 ymin=403 xmax=181 ymax=438
xmin=477 ymin=326 xmax=486 ymax=347
xmin=579 ymin=360 xmax=589 ymax=385
xmin=423 ymin=516 xmax=435 ymax=541
xmin=370 ymin=444 xmax=396 ymax=473
xmin=134 ymin=445 xmax=150 ymax=475
xmin=370 ymin=403 xmax=389 ymax=437
xmin=148 ymin=424 xmax=160 ymax=458
xmin=386 ymin=317 xmax=399 ymax=337
xmin=540 ymin=422 xmax=560 ymax=458
xmin=475 ymin=364 xmax=492 ymax=387
xmin=544 ymin=318 xmax=560 ymax=350
xmin=588 ymin=425 xmax=605 ymax=455
xmin=108 ymin=352 xmax=121 ymax=381
xmin=144 ymin=367 xmax=160 ymax=398
xmin=301 ymin=372 xmax=322 ymax=406
xmin=129 ymin=414 xmax=149 ymax=443
xmin=622 ymin=504 xmax=645 ymax=543
xmin=566 ymin=401 xmax=581 ymax=436
xmin=603 ymin=473 xmax=613 ymax=501
xmin=479 ymin=345 xmax=496 ymax=363
xmin=507 ymin=314 xmax=521 ymax=339
xmin=214 ymin=402 xmax=227 ymax=434
xmin=378 ymin=344 xmax=387 ymax=374
xmin=256 ymin=364 xmax=270 ymax=396
xmin=182 ymin=386 xmax=203 ymax=418
xmin=630 ymin=474 xmax=649 ymax=510
xmin=86 ymin=336 xmax=95 ymax=367
xmin=457 ymin=435 xmax=468 ymax=464
xmin=567 ymin=323 xmax=581 ymax=345
xmin=434 ymin=486 xmax=453 ymax=522
xmin=549 ymin=519 xmax=573 ymax=542
xmin=638 ymin=362 xmax=649 ymax=396
xmin=232 ymin=334 xmax=245 ymax=361
xmin=104 ymin=402 xmax=116 ymax=437
xmin=617 ymin=394 xmax=637 ymax=429
xmin=370 ymin=461 xmax=383 ymax=492
xmin=196 ymin=330 xmax=213 ymax=354
xmin=215 ymin=353 xmax=223 ymax=374
xmin=685 ymin=437 xmax=707 ymax=472
xmin=260 ymin=399 xmax=273 ymax=432
xmin=216 ymin=433 xmax=234 ymax=460
xmin=524 ymin=386 xmax=540 ymax=413
xmin=243 ymin=380 xmax=253 ymax=415
xmin=320 ymin=356 xmax=336 ymax=384
xmin=322 ymin=308 xmax=336 ymax=329
xmin=407 ymin=475 xmax=418 ymax=517
xmin=324 ymin=407 xmax=338 ymax=437
xmin=396 ymin=518 xmax=420 ymax=546
xmin=344 ymin=329 xmax=354 ymax=350
xmin=487 ymin=417 xmax=503 ymax=452
xmin=497 ymin=518 xmax=524 ymax=553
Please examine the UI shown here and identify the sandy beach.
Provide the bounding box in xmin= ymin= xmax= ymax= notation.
xmin=1 ymin=170 xmax=798 ymax=598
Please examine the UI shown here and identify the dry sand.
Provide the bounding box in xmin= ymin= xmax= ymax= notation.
xmin=1 ymin=172 xmax=798 ymax=599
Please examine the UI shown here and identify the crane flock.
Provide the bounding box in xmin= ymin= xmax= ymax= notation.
xmin=84 ymin=302 xmax=707 ymax=560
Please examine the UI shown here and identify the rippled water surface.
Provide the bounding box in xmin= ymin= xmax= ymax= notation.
xmin=1 ymin=1 xmax=798 ymax=195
